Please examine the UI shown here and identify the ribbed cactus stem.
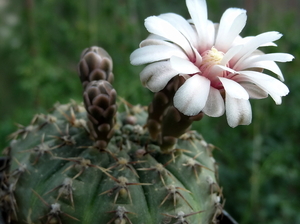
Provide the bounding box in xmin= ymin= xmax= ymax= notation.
xmin=1 ymin=46 xmax=223 ymax=224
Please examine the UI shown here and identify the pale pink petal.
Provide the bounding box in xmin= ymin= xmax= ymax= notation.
xmin=225 ymin=94 xmax=252 ymax=128
xmin=192 ymin=47 xmax=203 ymax=67
xmin=215 ymin=8 xmax=247 ymax=52
xmin=204 ymin=65 xmax=224 ymax=85
xmin=236 ymin=71 xmax=289 ymax=104
xmin=130 ymin=45 xmax=188 ymax=65
xmin=239 ymin=83 xmax=268 ymax=99
xmin=216 ymin=65 xmax=237 ymax=74
xmin=205 ymin=65 xmax=236 ymax=86
xmin=202 ymin=87 xmax=225 ymax=117
xmin=170 ymin=56 xmax=200 ymax=74
xmin=186 ymin=0 xmax=208 ymax=51
xmin=219 ymin=77 xmax=249 ymax=100
xmin=140 ymin=61 xmax=179 ymax=92
xmin=173 ymin=75 xmax=210 ymax=116
xmin=144 ymin=16 xmax=194 ymax=57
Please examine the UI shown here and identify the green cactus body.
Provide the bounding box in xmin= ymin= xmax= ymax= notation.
xmin=1 ymin=47 xmax=222 ymax=224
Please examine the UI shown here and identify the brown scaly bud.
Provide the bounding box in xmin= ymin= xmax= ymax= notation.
xmin=147 ymin=76 xmax=184 ymax=141
xmin=160 ymin=106 xmax=203 ymax=152
xmin=146 ymin=76 xmax=204 ymax=152
xmin=78 ymin=46 xmax=114 ymax=89
xmin=83 ymin=80 xmax=117 ymax=149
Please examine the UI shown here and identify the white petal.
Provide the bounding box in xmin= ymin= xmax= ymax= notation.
xmin=232 ymin=31 xmax=283 ymax=67
xmin=140 ymin=61 xmax=179 ymax=92
xmin=173 ymin=75 xmax=210 ymax=116
xmin=220 ymin=45 xmax=243 ymax=65
xmin=215 ymin=8 xmax=247 ymax=52
xmin=140 ymin=36 xmax=175 ymax=48
xmin=242 ymin=61 xmax=285 ymax=81
xmin=158 ymin=13 xmax=199 ymax=48
xmin=206 ymin=20 xmax=216 ymax=48
xmin=145 ymin=16 xmax=194 ymax=57
xmin=202 ymin=87 xmax=225 ymax=117
xmin=205 ymin=65 xmax=236 ymax=84
xmin=233 ymin=36 xmax=278 ymax=47
xmin=239 ymin=83 xmax=268 ymax=99
xmin=219 ymin=77 xmax=249 ymax=100
xmin=240 ymin=53 xmax=294 ymax=65
xmin=225 ymin=94 xmax=252 ymax=128
xmin=138 ymin=35 xmax=205 ymax=66
xmin=170 ymin=56 xmax=200 ymax=74
xmin=186 ymin=0 xmax=208 ymax=51
xmin=130 ymin=45 xmax=188 ymax=65
xmin=236 ymin=71 xmax=289 ymax=104
xmin=236 ymin=53 xmax=294 ymax=81
xmin=216 ymin=65 xmax=237 ymax=74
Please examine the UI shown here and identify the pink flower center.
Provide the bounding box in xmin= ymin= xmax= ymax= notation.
xmin=199 ymin=47 xmax=228 ymax=89
xmin=200 ymin=47 xmax=224 ymax=71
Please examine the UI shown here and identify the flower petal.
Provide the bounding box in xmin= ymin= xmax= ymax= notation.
xmin=139 ymin=35 xmax=174 ymax=47
xmin=242 ymin=61 xmax=285 ymax=81
xmin=243 ymin=53 xmax=294 ymax=64
xmin=130 ymin=45 xmax=188 ymax=65
xmin=158 ymin=13 xmax=199 ymax=48
xmin=219 ymin=77 xmax=249 ymax=100
xmin=206 ymin=20 xmax=216 ymax=48
xmin=173 ymin=75 xmax=210 ymax=116
xmin=155 ymin=13 xmax=203 ymax=66
xmin=225 ymin=93 xmax=252 ymax=128
xmin=232 ymin=31 xmax=283 ymax=67
xmin=140 ymin=61 xmax=179 ymax=92
xmin=237 ymin=53 xmax=294 ymax=81
xmin=215 ymin=8 xmax=247 ymax=52
xmin=236 ymin=71 xmax=289 ymax=104
xmin=220 ymin=45 xmax=243 ymax=66
xmin=233 ymin=36 xmax=278 ymax=47
xmin=186 ymin=0 xmax=208 ymax=51
xmin=144 ymin=16 xmax=194 ymax=57
xmin=239 ymin=83 xmax=268 ymax=99
xmin=202 ymin=87 xmax=225 ymax=117
xmin=170 ymin=56 xmax=200 ymax=74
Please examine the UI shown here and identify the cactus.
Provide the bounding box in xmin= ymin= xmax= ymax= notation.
xmin=0 ymin=47 xmax=223 ymax=224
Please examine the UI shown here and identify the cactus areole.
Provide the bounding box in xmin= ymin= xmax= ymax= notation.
xmin=0 ymin=46 xmax=223 ymax=224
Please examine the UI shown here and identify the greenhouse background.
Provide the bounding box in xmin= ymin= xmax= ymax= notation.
xmin=0 ymin=0 xmax=299 ymax=223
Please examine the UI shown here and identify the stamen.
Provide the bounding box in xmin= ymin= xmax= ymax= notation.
xmin=200 ymin=47 xmax=224 ymax=74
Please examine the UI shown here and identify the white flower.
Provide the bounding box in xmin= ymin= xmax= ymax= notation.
xmin=130 ymin=0 xmax=293 ymax=127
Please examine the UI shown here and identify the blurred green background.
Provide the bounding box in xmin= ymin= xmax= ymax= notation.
xmin=0 ymin=0 xmax=299 ymax=223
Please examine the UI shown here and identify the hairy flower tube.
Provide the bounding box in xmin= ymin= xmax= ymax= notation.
xmin=130 ymin=0 xmax=294 ymax=127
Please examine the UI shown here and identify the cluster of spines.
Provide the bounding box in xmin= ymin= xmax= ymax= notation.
xmin=0 ymin=102 xmax=89 ymax=223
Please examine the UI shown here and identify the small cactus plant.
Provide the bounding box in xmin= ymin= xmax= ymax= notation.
xmin=0 ymin=47 xmax=223 ymax=224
